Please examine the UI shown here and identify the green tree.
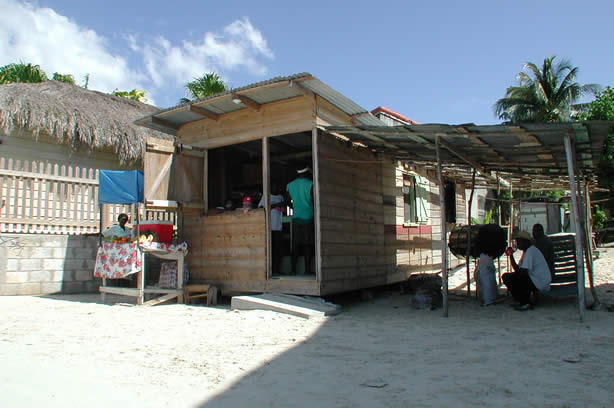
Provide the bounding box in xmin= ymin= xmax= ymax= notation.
xmin=494 ymin=56 xmax=599 ymax=123
xmin=113 ymin=89 xmax=148 ymax=103
xmin=52 ymin=72 xmax=76 ymax=85
xmin=0 ymin=62 xmax=48 ymax=84
xmin=577 ymin=86 xmax=614 ymax=203
xmin=180 ymin=72 xmax=227 ymax=104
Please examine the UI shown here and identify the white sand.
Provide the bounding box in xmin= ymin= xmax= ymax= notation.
xmin=1 ymin=247 xmax=613 ymax=408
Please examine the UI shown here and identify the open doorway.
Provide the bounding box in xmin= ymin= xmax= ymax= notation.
xmin=206 ymin=132 xmax=316 ymax=279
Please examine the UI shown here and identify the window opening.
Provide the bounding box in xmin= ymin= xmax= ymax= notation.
xmin=444 ymin=180 xmax=456 ymax=223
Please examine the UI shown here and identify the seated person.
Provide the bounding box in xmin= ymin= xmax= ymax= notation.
xmin=532 ymin=223 xmax=555 ymax=279
xmin=102 ymin=213 xmax=132 ymax=239
xmin=503 ymin=231 xmax=551 ymax=311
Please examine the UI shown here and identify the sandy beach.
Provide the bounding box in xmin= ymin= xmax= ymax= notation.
xmin=1 ymin=247 xmax=613 ymax=407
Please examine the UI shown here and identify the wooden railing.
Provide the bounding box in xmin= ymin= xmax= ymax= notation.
xmin=0 ymin=158 xmax=131 ymax=235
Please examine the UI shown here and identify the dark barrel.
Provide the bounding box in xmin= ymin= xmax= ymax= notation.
xmin=448 ymin=224 xmax=507 ymax=259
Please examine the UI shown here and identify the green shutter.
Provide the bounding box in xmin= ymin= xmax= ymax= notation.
xmin=416 ymin=176 xmax=429 ymax=223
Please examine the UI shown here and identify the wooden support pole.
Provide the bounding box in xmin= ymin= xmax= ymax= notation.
xmin=436 ymin=136 xmax=448 ymax=317
xmin=582 ymin=179 xmax=599 ymax=307
xmin=203 ymin=149 xmax=208 ymax=215
xmin=563 ymin=132 xmax=585 ymax=321
xmin=496 ymin=172 xmax=502 ymax=284
xmin=508 ymin=181 xmax=513 ymax=273
xmin=312 ymin=126 xmax=322 ymax=282
xmin=263 ymin=137 xmax=271 ymax=279
xmin=467 ymin=169 xmax=476 ymax=298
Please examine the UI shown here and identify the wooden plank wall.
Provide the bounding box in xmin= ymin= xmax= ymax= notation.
xmin=184 ymin=209 xmax=267 ymax=291
xmin=381 ymin=163 xmax=467 ymax=286
xmin=318 ymin=133 xmax=386 ymax=295
xmin=178 ymin=96 xmax=313 ymax=149
xmin=382 ymin=164 xmax=440 ymax=281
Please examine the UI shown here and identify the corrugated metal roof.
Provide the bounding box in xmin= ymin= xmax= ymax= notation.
xmin=135 ymin=73 xmax=386 ymax=134
xmin=325 ymin=121 xmax=612 ymax=191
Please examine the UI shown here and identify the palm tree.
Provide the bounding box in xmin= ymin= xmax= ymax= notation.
xmin=0 ymin=62 xmax=48 ymax=84
xmin=52 ymin=72 xmax=76 ymax=86
xmin=113 ymin=89 xmax=148 ymax=103
xmin=180 ymin=72 xmax=227 ymax=104
xmin=494 ymin=56 xmax=599 ymax=123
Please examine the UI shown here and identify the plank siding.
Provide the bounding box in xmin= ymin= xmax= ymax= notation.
xmin=178 ymin=96 xmax=313 ymax=149
xmin=184 ymin=209 xmax=267 ymax=290
xmin=382 ymin=163 xmax=456 ymax=281
xmin=318 ymin=133 xmax=386 ymax=295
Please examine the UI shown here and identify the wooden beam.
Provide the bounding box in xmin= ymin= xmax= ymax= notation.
xmin=583 ymin=179 xmax=599 ymax=307
xmin=289 ymin=80 xmax=315 ymax=98
xmin=436 ymin=136 xmax=448 ymax=317
xmin=563 ymin=132 xmax=585 ymax=322
xmin=189 ymin=104 xmax=220 ymax=121
xmin=313 ymin=126 xmax=322 ymax=282
xmin=232 ymin=94 xmax=261 ymax=111
xmin=142 ymin=293 xmax=179 ymax=307
xmin=203 ymin=149 xmax=208 ymax=215
xmin=151 ymin=116 xmax=179 ymax=133
xmin=146 ymin=139 xmax=175 ymax=154
xmin=437 ymin=137 xmax=511 ymax=187
xmin=272 ymin=150 xmax=312 ymax=162
xmin=263 ymin=137 xmax=271 ymax=279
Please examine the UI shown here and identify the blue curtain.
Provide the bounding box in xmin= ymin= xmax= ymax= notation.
xmin=98 ymin=170 xmax=144 ymax=205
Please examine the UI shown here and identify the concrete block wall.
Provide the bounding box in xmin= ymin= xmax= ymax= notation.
xmin=0 ymin=234 xmax=100 ymax=295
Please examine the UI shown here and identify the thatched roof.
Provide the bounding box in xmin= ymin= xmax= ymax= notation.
xmin=0 ymin=80 xmax=172 ymax=163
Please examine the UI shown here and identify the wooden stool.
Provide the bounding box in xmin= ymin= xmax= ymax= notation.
xmin=183 ymin=284 xmax=218 ymax=306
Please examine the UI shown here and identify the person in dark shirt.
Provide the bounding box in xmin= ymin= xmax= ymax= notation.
xmin=532 ymin=223 xmax=555 ymax=279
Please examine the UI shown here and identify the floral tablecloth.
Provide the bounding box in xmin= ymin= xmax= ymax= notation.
xmin=93 ymin=242 xmax=142 ymax=279
xmin=93 ymin=241 xmax=189 ymax=279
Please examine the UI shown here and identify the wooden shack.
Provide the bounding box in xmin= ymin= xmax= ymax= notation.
xmin=137 ymin=73 xmax=467 ymax=296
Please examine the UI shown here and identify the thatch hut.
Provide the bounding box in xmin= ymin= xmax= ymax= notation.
xmin=0 ymin=80 xmax=170 ymax=296
xmin=0 ymin=80 xmax=168 ymax=165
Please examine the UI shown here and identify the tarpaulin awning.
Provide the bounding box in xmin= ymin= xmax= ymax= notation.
xmin=98 ymin=170 xmax=144 ymax=205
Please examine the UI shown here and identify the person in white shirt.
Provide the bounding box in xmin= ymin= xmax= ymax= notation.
xmin=102 ymin=213 xmax=132 ymax=239
xmin=258 ymin=183 xmax=285 ymax=275
xmin=503 ymin=230 xmax=552 ymax=311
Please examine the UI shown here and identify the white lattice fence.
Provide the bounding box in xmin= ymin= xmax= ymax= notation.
xmin=0 ymin=157 xmax=130 ymax=235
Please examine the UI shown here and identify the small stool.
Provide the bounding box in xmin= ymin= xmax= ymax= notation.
xmin=183 ymin=284 xmax=218 ymax=306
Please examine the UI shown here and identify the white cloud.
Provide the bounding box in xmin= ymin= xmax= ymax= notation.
xmin=140 ymin=17 xmax=274 ymax=87
xmin=0 ymin=2 xmax=273 ymax=105
xmin=0 ymin=0 xmax=146 ymax=93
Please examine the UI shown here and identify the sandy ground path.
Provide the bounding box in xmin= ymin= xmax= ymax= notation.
xmin=1 ymin=247 xmax=613 ymax=407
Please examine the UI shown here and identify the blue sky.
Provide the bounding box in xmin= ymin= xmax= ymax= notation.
xmin=1 ymin=0 xmax=612 ymax=125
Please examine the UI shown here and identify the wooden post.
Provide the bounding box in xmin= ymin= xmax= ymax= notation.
xmin=177 ymin=252 xmax=184 ymax=304
xmin=262 ymin=137 xmax=271 ymax=279
xmin=98 ymin=203 xmax=105 ymax=304
xmin=312 ymin=127 xmax=322 ymax=282
xmin=203 ymin=149 xmax=208 ymax=215
xmin=436 ymin=136 xmax=448 ymax=317
xmin=563 ymin=131 xmax=585 ymax=321
xmin=496 ymin=173 xmax=502 ymax=284
xmin=467 ymin=169 xmax=476 ymax=298
xmin=582 ymin=179 xmax=599 ymax=307
xmin=508 ymin=182 xmax=513 ymax=273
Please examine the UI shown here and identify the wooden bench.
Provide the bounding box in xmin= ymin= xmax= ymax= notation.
xmin=183 ymin=284 xmax=218 ymax=305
